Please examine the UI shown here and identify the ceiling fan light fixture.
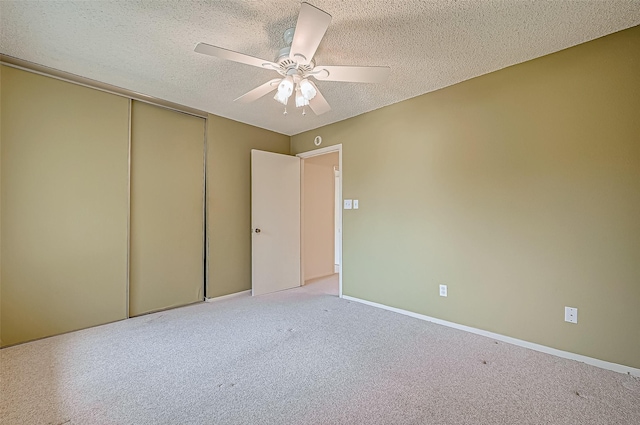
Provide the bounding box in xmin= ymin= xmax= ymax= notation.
xmin=194 ymin=2 xmax=389 ymax=117
xmin=274 ymin=76 xmax=294 ymax=105
xmin=299 ymin=78 xmax=317 ymax=100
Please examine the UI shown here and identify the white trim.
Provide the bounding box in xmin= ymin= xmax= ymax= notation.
xmin=297 ymin=144 xmax=343 ymax=298
xmin=342 ymin=295 xmax=640 ymax=377
xmin=297 ymin=144 xmax=342 ymax=158
xmin=205 ymin=290 xmax=251 ymax=302
xmin=333 ymin=168 xmax=340 ymax=268
xmin=304 ymin=272 xmax=337 ymax=283
xmin=299 ymin=158 xmax=306 ymax=287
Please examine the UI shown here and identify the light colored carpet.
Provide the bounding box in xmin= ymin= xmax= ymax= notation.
xmin=1 ymin=275 xmax=639 ymax=425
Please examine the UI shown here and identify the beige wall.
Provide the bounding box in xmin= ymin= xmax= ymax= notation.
xmin=207 ymin=114 xmax=290 ymax=298
xmin=303 ymin=152 xmax=339 ymax=281
xmin=291 ymin=26 xmax=640 ymax=368
xmin=0 ymin=65 xmax=291 ymax=340
xmin=0 ymin=65 xmax=3 ymax=341
xmin=0 ymin=65 xmax=3 ymax=339
xmin=1 ymin=66 xmax=130 ymax=346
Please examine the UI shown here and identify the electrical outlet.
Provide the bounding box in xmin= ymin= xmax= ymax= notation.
xmin=565 ymin=306 xmax=578 ymax=324
xmin=344 ymin=199 xmax=352 ymax=209
xmin=439 ymin=285 xmax=448 ymax=297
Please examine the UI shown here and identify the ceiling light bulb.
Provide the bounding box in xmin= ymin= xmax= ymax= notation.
xmin=299 ymin=79 xmax=317 ymax=100
xmin=295 ymin=86 xmax=309 ymax=108
xmin=274 ymin=76 xmax=293 ymax=105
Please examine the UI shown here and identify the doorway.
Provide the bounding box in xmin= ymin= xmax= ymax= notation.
xmin=297 ymin=144 xmax=343 ymax=297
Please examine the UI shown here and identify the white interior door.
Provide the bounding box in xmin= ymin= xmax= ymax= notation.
xmin=251 ymin=150 xmax=301 ymax=296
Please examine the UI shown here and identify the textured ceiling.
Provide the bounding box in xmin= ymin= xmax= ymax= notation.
xmin=1 ymin=1 xmax=639 ymax=136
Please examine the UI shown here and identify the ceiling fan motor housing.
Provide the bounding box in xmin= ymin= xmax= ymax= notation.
xmin=275 ymin=45 xmax=315 ymax=77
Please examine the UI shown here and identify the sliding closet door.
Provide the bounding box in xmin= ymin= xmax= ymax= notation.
xmin=0 ymin=66 xmax=129 ymax=346
xmin=129 ymin=101 xmax=205 ymax=316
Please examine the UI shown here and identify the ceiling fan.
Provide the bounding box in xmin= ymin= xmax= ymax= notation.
xmin=194 ymin=2 xmax=390 ymax=116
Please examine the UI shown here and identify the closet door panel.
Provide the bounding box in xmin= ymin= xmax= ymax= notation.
xmin=129 ymin=101 xmax=205 ymax=316
xmin=0 ymin=66 xmax=129 ymax=346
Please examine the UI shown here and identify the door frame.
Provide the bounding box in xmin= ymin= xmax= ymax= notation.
xmin=297 ymin=144 xmax=343 ymax=298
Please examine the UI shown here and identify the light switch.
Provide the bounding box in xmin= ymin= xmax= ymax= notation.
xmin=344 ymin=199 xmax=352 ymax=209
xmin=353 ymin=200 xmax=359 ymax=209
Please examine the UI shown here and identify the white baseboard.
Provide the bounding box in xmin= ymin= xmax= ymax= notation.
xmin=305 ymin=272 xmax=337 ymax=282
xmin=205 ymin=290 xmax=251 ymax=302
xmin=342 ymin=295 xmax=640 ymax=377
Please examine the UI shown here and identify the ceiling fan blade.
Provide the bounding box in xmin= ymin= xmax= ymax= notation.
xmin=195 ymin=43 xmax=277 ymax=69
xmin=234 ymin=79 xmax=281 ymax=103
xmin=289 ymin=2 xmax=332 ymax=65
xmin=312 ymin=65 xmax=391 ymax=83
xmin=308 ymin=82 xmax=331 ymax=115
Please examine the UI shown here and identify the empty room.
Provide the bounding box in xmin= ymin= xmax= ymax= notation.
xmin=1 ymin=1 xmax=639 ymax=424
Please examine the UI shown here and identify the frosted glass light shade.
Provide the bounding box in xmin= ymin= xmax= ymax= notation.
xmin=274 ymin=76 xmax=294 ymax=105
xmin=299 ymin=79 xmax=317 ymax=100
xmin=295 ymin=87 xmax=309 ymax=108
